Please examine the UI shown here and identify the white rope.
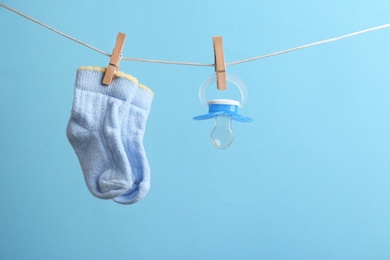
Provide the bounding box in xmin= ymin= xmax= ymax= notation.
xmin=1 ymin=3 xmax=390 ymax=67
xmin=0 ymin=4 xmax=110 ymax=57
xmin=227 ymin=23 xmax=390 ymax=66
xmin=121 ymin=57 xmax=213 ymax=67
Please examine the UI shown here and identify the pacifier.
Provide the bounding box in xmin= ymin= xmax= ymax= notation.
xmin=193 ymin=72 xmax=252 ymax=149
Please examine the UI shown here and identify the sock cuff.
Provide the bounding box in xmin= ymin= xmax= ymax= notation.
xmin=75 ymin=66 xmax=154 ymax=101
xmin=132 ymin=84 xmax=154 ymax=111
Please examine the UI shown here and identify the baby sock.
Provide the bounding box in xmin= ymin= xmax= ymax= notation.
xmin=113 ymin=83 xmax=154 ymax=205
xmin=67 ymin=67 xmax=139 ymax=199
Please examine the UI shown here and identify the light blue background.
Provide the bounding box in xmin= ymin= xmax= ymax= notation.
xmin=1 ymin=0 xmax=390 ymax=259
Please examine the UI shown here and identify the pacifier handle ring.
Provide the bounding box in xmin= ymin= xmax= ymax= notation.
xmin=199 ymin=72 xmax=248 ymax=107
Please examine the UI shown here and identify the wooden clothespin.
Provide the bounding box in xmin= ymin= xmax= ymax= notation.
xmin=213 ymin=36 xmax=226 ymax=90
xmin=102 ymin=32 xmax=127 ymax=85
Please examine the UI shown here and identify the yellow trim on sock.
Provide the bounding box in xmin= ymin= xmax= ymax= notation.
xmin=78 ymin=66 xmax=154 ymax=96
xmin=139 ymin=84 xmax=151 ymax=93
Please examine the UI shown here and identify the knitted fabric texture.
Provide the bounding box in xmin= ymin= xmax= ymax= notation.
xmin=66 ymin=67 xmax=153 ymax=204
xmin=113 ymin=84 xmax=153 ymax=205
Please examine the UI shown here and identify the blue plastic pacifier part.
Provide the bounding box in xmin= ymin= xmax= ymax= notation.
xmin=193 ymin=73 xmax=252 ymax=149
xmin=193 ymin=99 xmax=253 ymax=122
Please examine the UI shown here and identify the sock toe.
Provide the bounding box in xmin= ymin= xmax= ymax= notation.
xmin=112 ymin=182 xmax=150 ymax=204
xmin=97 ymin=170 xmax=132 ymax=198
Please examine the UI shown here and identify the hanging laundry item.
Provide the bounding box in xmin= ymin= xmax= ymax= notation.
xmin=66 ymin=66 xmax=153 ymax=205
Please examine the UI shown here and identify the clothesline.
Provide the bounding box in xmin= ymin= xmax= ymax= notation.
xmin=1 ymin=3 xmax=390 ymax=67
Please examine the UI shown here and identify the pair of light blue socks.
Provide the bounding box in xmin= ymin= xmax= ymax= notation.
xmin=66 ymin=66 xmax=153 ymax=205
